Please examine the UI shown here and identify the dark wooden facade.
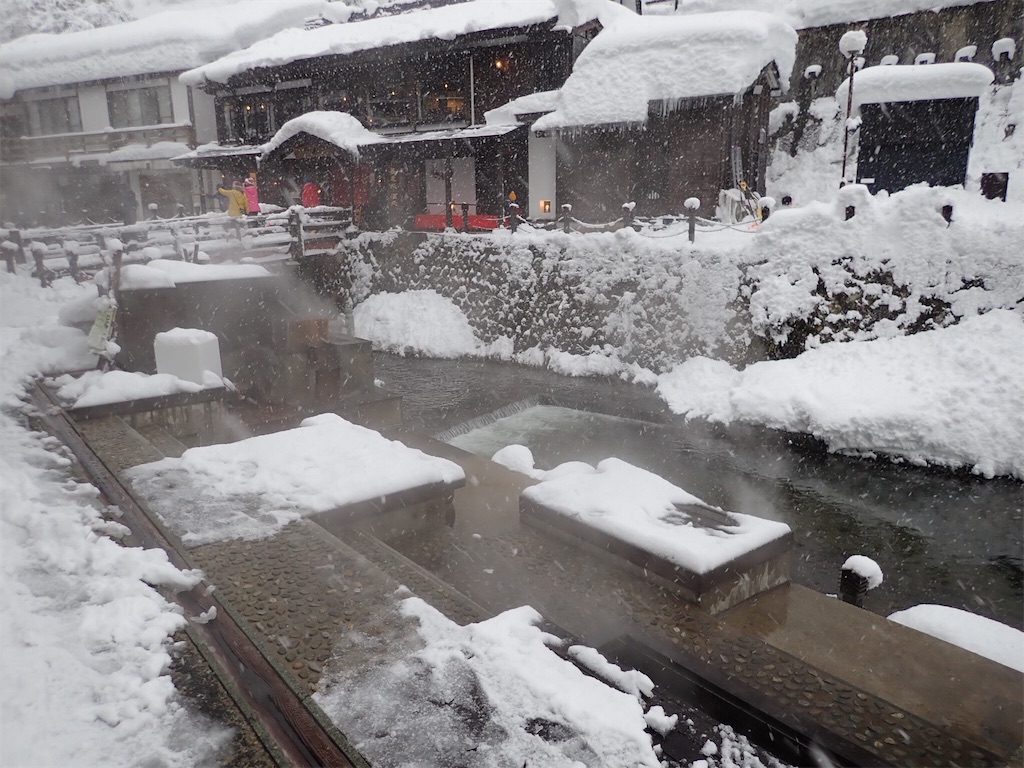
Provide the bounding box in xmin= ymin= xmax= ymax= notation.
xmin=552 ymin=68 xmax=777 ymax=220
xmin=189 ymin=21 xmax=576 ymax=228
xmin=211 ymin=30 xmax=574 ymax=146
xmin=857 ymin=97 xmax=980 ymax=193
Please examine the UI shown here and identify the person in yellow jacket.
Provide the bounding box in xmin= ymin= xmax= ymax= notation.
xmin=217 ymin=180 xmax=249 ymax=217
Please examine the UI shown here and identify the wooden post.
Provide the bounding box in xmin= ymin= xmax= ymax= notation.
xmin=461 ymin=202 xmax=470 ymax=233
xmin=289 ymin=208 xmax=304 ymax=261
xmin=10 ymin=230 xmax=26 ymax=265
xmin=444 ymin=158 xmax=454 ymax=229
xmin=560 ymin=203 xmax=572 ymax=233
xmin=509 ymin=202 xmax=520 ymax=233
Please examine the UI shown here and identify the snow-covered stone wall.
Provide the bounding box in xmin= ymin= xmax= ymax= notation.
xmin=324 ymin=184 xmax=1022 ymax=373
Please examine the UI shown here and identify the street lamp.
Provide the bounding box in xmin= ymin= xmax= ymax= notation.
xmin=838 ymin=30 xmax=867 ymax=187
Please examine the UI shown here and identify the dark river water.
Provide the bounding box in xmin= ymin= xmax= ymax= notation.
xmin=374 ymin=354 xmax=1024 ymax=631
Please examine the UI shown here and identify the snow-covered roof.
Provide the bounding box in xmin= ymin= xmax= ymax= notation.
xmin=646 ymin=0 xmax=999 ymax=31
xmin=485 ymin=90 xmax=561 ymax=126
xmin=181 ymin=0 xmax=597 ymax=88
xmin=259 ymin=111 xmax=384 ymax=160
xmin=836 ymin=62 xmax=995 ymax=112
xmin=533 ymin=11 xmax=797 ymax=131
xmin=0 ymin=1 xmax=342 ymax=99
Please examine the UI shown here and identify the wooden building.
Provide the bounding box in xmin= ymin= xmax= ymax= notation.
xmin=175 ymin=0 xmax=599 ymax=226
xmin=531 ymin=11 xmax=798 ymax=221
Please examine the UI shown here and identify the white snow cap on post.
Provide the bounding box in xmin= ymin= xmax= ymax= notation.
xmin=842 ymin=555 xmax=883 ymax=590
xmin=684 ymin=197 xmax=701 ymax=211
xmin=839 ymin=30 xmax=867 ymax=58
xmin=991 ymin=38 xmax=1017 ymax=61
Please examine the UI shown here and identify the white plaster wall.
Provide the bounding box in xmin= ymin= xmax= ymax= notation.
xmin=170 ymin=80 xmax=190 ymax=125
xmin=425 ymin=157 xmax=476 ymax=214
xmin=528 ymin=132 xmax=556 ymax=219
xmin=78 ymin=86 xmax=109 ymax=132
xmin=191 ymin=89 xmax=218 ymax=144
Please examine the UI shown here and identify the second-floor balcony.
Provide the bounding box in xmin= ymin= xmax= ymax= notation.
xmin=1 ymin=122 xmax=195 ymax=166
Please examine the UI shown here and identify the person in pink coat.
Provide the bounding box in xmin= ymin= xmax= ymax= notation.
xmin=243 ymin=178 xmax=259 ymax=215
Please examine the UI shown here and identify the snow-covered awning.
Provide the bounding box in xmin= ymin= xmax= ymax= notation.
xmin=0 ymin=1 xmax=341 ymax=99
xmin=372 ymin=123 xmax=520 ymax=146
xmin=258 ymin=112 xmax=522 ymax=163
xmin=259 ymin=111 xmax=383 ymax=161
xmin=533 ymin=11 xmax=797 ymax=131
xmin=180 ymin=0 xmax=590 ymax=88
xmin=171 ymin=142 xmax=263 ymax=168
xmin=836 ymin=62 xmax=995 ymax=113
xmin=484 ymin=90 xmax=561 ymax=126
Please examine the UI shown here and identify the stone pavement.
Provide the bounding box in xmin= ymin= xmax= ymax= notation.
xmin=77 ymin=414 xmax=1024 ymax=767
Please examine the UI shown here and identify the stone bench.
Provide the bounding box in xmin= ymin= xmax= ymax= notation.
xmin=520 ymin=458 xmax=792 ymax=614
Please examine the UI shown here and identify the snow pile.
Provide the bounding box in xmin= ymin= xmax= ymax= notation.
xmin=535 ymin=11 xmax=797 ymax=130
xmin=968 ymin=80 xmax=1024 ymax=202
xmin=314 ymin=597 xmax=663 ymax=767
xmin=521 ymin=457 xmax=792 ymax=574
xmin=125 ymin=412 xmax=465 ymax=545
xmin=748 ymin=185 xmax=1024 ymax=349
xmin=645 ymin=0 xmax=998 ymax=31
xmin=116 ymin=259 xmax=272 ymax=290
xmin=50 ymin=368 xmax=226 ymax=408
xmin=0 ymin=270 xmax=230 ymax=765
xmin=657 ymin=310 xmax=1024 ymax=479
xmin=354 ymin=289 xmax=511 ymax=359
xmin=259 ymin=111 xmax=383 ymax=160
xmin=0 ymin=0 xmax=343 ymax=98
xmin=182 ymin=0 xmax=584 ymax=87
xmin=836 ymin=63 xmax=994 ymax=113
xmin=889 ymin=605 xmax=1024 ymax=673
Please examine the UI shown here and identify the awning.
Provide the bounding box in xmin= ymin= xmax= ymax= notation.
xmin=172 ymin=143 xmax=262 ymax=169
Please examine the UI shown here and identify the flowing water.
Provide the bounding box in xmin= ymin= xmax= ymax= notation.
xmin=375 ymin=354 xmax=1024 ymax=630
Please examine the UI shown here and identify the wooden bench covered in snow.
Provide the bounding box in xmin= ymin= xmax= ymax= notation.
xmin=520 ymin=458 xmax=792 ymax=614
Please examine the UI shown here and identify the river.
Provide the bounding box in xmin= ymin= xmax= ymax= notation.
xmin=374 ymin=353 xmax=1024 ymax=630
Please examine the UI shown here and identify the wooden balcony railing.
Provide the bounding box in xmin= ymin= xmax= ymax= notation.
xmin=1 ymin=123 xmax=195 ymax=165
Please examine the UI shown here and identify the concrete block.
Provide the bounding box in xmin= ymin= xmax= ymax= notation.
xmin=154 ymin=328 xmax=222 ymax=384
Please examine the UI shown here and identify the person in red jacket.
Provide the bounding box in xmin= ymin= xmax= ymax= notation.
xmin=301 ymin=178 xmax=321 ymax=208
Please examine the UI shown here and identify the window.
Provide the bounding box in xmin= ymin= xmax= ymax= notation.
xmin=30 ymin=97 xmax=82 ymax=136
xmin=107 ymin=85 xmax=173 ymax=128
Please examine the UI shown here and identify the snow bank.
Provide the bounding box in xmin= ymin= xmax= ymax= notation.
xmin=260 ymin=111 xmax=383 ymax=160
xmin=182 ymin=0 xmax=580 ymax=87
xmin=889 ymin=605 xmax=1024 ymax=673
xmin=535 ymin=11 xmax=797 ymax=130
xmin=521 ymin=457 xmax=792 ymax=574
xmin=125 ymin=412 xmax=464 ymax=545
xmin=657 ymin=310 xmax=1024 ymax=479
xmin=0 ymin=270 xmax=229 ymax=765
xmin=50 ymin=368 xmax=225 ymax=408
xmin=836 ymin=63 xmax=994 ymax=113
xmin=354 ymin=289 xmax=497 ymax=359
xmin=314 ymin=597 xmax=663 ymax=767
xmin=646 ymin=0 xmax=999 ymax=31
xmin=0 ymin=0 xmax=340 ymax=98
